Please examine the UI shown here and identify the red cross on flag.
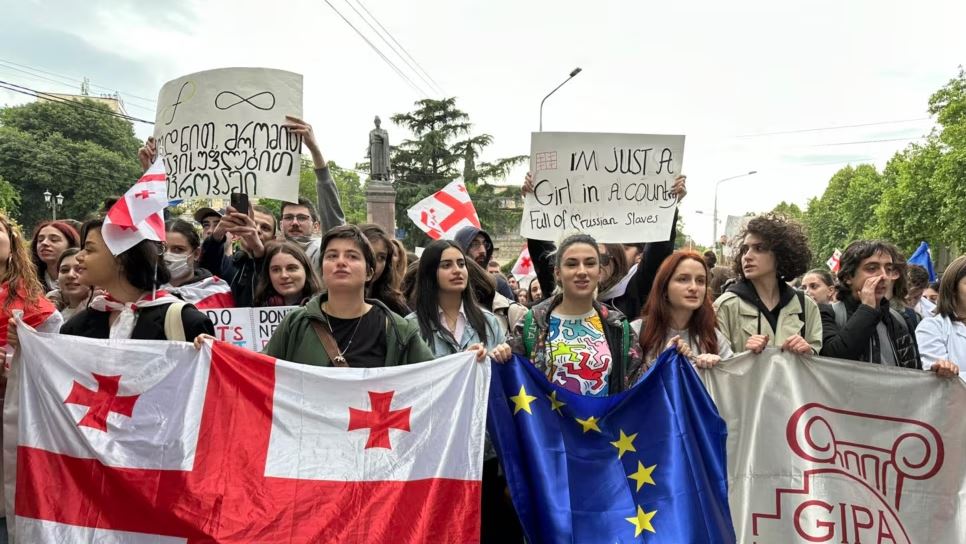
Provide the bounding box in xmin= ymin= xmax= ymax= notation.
xmin=102 ymin=156 xmax=169 ymax=255
xmin=511 ymin=245 xmax=534 ymax=278
xmin=8 ymin=325 xmax=488 ymax=543
xmin=406 ymin=179 xmax=481 ymax=240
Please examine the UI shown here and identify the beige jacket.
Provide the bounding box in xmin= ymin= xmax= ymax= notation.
xmin=714 ymin=288 xmax=823 ymax=354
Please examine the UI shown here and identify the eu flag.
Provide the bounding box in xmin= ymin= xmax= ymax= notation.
xmin=488 ymin=349 xmax=735 ymax=543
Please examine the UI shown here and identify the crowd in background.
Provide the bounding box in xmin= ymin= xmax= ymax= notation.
xmin=0 ymin=118 xmax=962 ymax=543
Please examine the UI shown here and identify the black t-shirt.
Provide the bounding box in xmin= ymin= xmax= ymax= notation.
xmin=323 ymin=305 xmax=387 ymax=368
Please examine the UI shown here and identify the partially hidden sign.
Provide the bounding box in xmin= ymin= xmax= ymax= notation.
xmin=204 ymin=306 xmax=297 ymax=352
xmin=521 ymin=132 xmax=685 ymax=243
xmin=153 ymin=67 xmax=303 ymax=202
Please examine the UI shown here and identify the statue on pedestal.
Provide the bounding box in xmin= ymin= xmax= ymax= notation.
xmin=368 ymin=116 xmax=391 ymax=182
xmin=366 ymin=115 xmax=397 ymax=234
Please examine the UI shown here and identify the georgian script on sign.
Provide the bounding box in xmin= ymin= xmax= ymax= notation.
xmin=521 ymin=132 xmax=685 ymax=243
xmin=153 ymin=67 xmax=303 ymax=202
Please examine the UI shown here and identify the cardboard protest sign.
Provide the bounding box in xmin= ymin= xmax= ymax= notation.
xmin=521 ymin=132 xmax=685 ymax=243
xmin=203 ymin=306 xmax=298 ymax=351
xmin=153 ymin=67 xmax=303 ymax=202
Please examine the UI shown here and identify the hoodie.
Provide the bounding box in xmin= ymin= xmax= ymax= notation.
xmin=454 ymin=225 xmax=516 ymax=301
xmin=713 ymin=278 xmax=822 ymax=354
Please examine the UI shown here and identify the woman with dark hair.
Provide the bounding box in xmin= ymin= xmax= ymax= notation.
xmin=714 ymin=214 xmax=821 ymax=355
xmin=254 ymin=241 xmax=322 ymax=307
xmin=523 ymin=173 xmax=687 ymax=319
xmin=801 ymin=268 xmax=836 ymax=305
xmin=405 ymin=240 xmax=517 ymax=543
xmin=359 ymin=224 xmax=409 ymax=316
xmin=406 ymin=240 xmax=511 ymax=361
xmin=818 ymin=240 xmax=919 ymax=369
xmin=637 ymin=250 xmax=733 ymax=370
xmin=509 ymin=233 xmax=643 ymax=396
xmin=47 ymin=248 xmax=92 ymax=321
xmin=262 ymin=225 xmax=433 ymax=367
xmin=527 ymin=277 xmax=543 ymax=304
xmin=31 ymin=220 xmax=80 ymax=291
xmin=915 ymin=255 xmax=966 ymax=379
xmin=58 ymin=218 xmax=213 ymax=341
xmin=162 ymin=219 xmax=234 ymax=308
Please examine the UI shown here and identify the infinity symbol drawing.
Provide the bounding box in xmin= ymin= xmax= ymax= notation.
xmin=214 ymin=90 xmax=276 ymax=111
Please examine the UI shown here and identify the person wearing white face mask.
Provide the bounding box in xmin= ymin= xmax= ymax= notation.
xmin=161 ymin=220 xmax=235 ymax=309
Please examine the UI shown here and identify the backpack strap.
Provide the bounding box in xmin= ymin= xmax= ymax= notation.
xmin=309 ymin=319 xmax=349 ymax=367
xmin=796 ymin=290 xmax=806 ymax=336
xmin=621 ymin=319 xmax=631 ymax=361
xmin=522 ymin=310 xmax=536 ymax=359
xmin=164 ymin=302 xmax=187 ymax=342
xmin=832 ymin=301 xmax=848 ymax=331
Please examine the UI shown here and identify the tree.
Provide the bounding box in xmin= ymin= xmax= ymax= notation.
xmin=770 ymin=201 xmax=804 ymax=223
xmin=389 ymin=98 xmax=526 ymax=247
xmin=802 ymin=164 xmax=885 ymax=266
xmin=0 ymin=99 xmax=142 ymax=229
xmin=258 ymin=159 xmax=367 ymax=227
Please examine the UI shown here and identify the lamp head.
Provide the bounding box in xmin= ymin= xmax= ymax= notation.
xmin=569 ymin=67 xmax=583 ymax=77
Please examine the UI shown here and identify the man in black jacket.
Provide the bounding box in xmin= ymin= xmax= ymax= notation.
xmin=819 ymin=240 xmax=920 ymax=368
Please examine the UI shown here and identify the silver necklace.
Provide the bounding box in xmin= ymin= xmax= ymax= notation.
xmin=323 ymin=304 xmax=364 ymax=365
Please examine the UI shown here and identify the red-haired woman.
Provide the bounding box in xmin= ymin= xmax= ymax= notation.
xmin=636 ymin=250 xmax=733 ymax=372
xmin=30 ymin=220 xmax=80 ymax=292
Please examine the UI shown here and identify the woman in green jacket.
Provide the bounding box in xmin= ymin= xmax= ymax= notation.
xmin=263 ymin=225 xmax=433 ymax=367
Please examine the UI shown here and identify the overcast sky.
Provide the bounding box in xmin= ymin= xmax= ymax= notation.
xmin=2 ymin=0 xmax=963 ymax=245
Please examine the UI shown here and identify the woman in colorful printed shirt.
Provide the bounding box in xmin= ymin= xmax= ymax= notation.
xmin=509 ymin=234 xmax=643 ymax=396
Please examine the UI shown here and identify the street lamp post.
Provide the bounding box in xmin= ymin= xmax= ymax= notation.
xmin=539 ymin=67 xmax=582 ymax=131
xmin=712 ymin=171 xmax=757 ymax=260
xmin=43 ymin=190 xmax=65 ymax=220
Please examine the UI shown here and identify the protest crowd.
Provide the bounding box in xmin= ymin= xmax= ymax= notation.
xmin=0 ymin=98 xmax=964 ymax=543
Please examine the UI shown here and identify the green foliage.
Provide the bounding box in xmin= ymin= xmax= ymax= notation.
xmin=0 ymin=99 xmax=142 ymax=229
xmin=770 ymin=201 xmax=804 ymax=223
xmin=0 ymin=174 xmax=21 ymax=215
xmin=259 ymin=159 xmax=367 ymax=227
xmin=389 ymin=98 xmax=526 ymax=248
xmin=802 ymin=68 xmax=966 ymax=266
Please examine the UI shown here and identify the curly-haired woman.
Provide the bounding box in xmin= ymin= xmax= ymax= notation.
xmin=713 ymin=214 xmax=822 ymax=355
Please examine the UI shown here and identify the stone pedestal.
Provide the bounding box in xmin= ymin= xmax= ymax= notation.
xmin=365 ymin=180 xmax=396 ymax=235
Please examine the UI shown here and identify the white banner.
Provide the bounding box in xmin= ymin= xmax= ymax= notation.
xmin=701 ymin=350 xmax=966 ymax=543
xmin=521 ymin=132 xmax=685 ymax=243
xmin=203 ymin=306 xmax=298 ymax=351
xmin=154 ymin=67 xmax=303 ymax=202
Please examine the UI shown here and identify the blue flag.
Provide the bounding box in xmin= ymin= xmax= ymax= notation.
xmin=488 ymin=350 xmax=735 ymax=543
xmin=907 ymin=241 xmax=936 ymax=282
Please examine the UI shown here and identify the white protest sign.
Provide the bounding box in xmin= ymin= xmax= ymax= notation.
xmin=521 ymin=132 xmax=685 ymax=243
xmin=203 ymin=306 xmax=298 ymax=351
xmin=153 ymin=67 xmax=303 ymax=202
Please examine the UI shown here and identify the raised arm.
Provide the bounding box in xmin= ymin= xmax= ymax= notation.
xmin=283 ymin=116 xmax=346 ymax=232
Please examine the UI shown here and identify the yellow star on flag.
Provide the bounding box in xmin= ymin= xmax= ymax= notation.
xmin=625 ymin=505 xmax=657 ymax=537
xmin=610 ymin=429 xmax=638 ymax=459
xmin=510 ymin=385 xmax=537 ymax=415
xmin=547 ymin=391 xmax=566 ymax=414
xmin=627 ymin=461 xmax=657 ymax=491
xmin=575 ymin=415 xmax=601 ymax=433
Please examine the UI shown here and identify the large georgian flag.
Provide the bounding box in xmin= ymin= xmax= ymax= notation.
xmin=701 ymin=350 xmax=966 ymax=544
xmin=6 ymin=325 xmax=488 ymax=543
